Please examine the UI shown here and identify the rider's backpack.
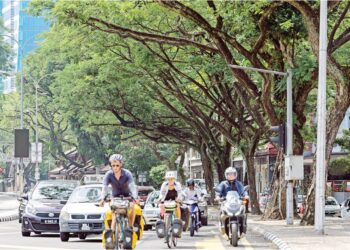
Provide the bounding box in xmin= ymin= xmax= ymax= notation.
xmin=155 ymin=220 xmax=165 ymax=238
xmin=172 ymin=218 xmax=183 ymax=238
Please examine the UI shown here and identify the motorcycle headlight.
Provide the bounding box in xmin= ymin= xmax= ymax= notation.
xmin=25 ymin=204 xmax=37 ymax=215
xmin=60 ymin=211 xmax=70 ymax=221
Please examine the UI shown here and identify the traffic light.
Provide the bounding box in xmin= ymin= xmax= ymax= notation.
xmin=270 ymin=123 xmax=286 ymax=154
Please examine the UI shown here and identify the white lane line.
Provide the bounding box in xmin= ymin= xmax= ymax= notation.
xmin=0 ymin=232 xmax=18 ymax=235
xmin=0 ymin=245 xmax=73 ymax=250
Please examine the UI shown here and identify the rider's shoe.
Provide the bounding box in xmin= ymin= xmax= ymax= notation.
xmin=223 ymin=234 xmax=229 ymax=241
xmin=240 ymin=232 xmax=246 ymax=239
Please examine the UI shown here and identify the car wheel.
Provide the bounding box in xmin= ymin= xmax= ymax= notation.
xmin=19 ymin=217 xmax=22 ymax=223
xmin=78 ymin=233 xmax=87 ymax=240
xmin=144 ymin=225 xmax=152 ymax=231
xmin=60 ymin=232 xmax=70 ymax=242
xmin=34 ymin=231 xmax=41 ymax=235
xmin=22 ymin=231 xmax=30 ymax=237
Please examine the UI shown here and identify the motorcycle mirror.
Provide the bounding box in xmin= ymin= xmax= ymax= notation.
xmin=243 ymin=185 xmax=250 ymax=192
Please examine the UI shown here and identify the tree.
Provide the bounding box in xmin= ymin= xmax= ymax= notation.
xmin=149 ymin=164 xmax=167 ymax=188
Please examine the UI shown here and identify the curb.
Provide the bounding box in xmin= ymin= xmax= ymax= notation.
xmin=251 ymin=225 xmax=291 ymax=250
xmin=0 ymin=213 xmax=19 ymax=223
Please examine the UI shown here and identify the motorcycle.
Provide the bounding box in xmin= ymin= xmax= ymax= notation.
xmin=219 ymin=191 xmax=247 ymax=247
xmin=183 ymin=199 xmax=201 ymax=237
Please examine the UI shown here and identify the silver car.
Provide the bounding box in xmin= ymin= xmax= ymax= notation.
xmin=325 ymin=196 xmax=341 ymax=216
xmin=142 ymin=191 xmax=160 ymax=230
xmin=59 ymin=184 xmax=109 ymax=241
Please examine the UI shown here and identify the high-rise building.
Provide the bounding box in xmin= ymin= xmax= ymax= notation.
xmin=1 ymin=0 xmax=49 ymax=93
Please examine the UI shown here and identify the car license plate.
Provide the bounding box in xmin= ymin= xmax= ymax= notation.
xmin=43 ymin=219 xmax=58 ymax=224
xmin=81 ymin=224 xmax=90 ymax=230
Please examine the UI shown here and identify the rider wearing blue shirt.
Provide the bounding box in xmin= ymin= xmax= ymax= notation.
xmin=100 ymin=154 xmax=138 ymax=231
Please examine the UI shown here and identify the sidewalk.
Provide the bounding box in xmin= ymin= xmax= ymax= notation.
xmin=249 ymin=215 xmax=350 ymax=250
xmin=0 ymin=192 xmax=19 ymax=222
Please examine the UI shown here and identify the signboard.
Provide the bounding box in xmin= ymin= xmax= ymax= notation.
xmin=31 ymin=142 xmax=42 ymax=163
xmin=14 ymin=129 xmax=29 ymax=158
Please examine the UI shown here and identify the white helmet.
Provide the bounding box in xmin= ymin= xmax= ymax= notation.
xmin=225 ymin=167 xmax=237 ymax=179
xmin=109 ymin=154 xmax=123 ymax=162
xmin=165 ymin=171 xmax=177 ymax=179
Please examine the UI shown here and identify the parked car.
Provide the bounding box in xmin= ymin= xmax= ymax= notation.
xmin=21 ymin=180 xmax=79 ymax=237
xmin=142 ymin=190 xmax=160 ymax=230
xmin=325 ymin=196 xmax=341 ymax=216
xmin=340 ymin=197 xmax=350 ymax=219
xmin=137 ymin=186 xmax=155 ymax=208
xmin=59 ymin=184 xmax=109 ymax=241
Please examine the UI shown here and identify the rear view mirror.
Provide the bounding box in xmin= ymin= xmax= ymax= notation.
xmin=20 ymin=194 xmax=28 ymax=200
xmin=244 ymin=185 xmax=250 ymax=192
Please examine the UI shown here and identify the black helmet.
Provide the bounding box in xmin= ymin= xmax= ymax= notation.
xmin=186 ymin=178 xmax=195 ymax=186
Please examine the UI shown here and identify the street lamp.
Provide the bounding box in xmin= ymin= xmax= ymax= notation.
xmin=228 ymin=64 xmax=295 ymax=225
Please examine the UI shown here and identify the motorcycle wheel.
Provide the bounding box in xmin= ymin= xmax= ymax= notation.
xmin=190 ymin=216 xmax=195 ymax=237
xmin=230 ymin=223 xmax=238 ymax=247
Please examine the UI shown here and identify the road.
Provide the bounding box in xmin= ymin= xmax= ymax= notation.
xmin=0 ymin=219 xmax=276 ymax=250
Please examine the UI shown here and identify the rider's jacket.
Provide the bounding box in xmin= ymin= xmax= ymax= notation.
xmin=159 ymin=181 xmax=183 ymax=202
xmin=183 ymin=187 xmax=202 ymax=202
xmin=216 ymin=180 xmax=247 ymax=198
xmin=101 ymin=168 xmax=137 ymax=199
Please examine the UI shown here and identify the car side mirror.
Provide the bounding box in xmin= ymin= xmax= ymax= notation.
xmin=20 ymin=194 xmax=28 ymax=201
xmin=60 ymin=200 xmax=67 ymax=205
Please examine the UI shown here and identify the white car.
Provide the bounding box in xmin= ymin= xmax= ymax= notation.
xmin=143 ymin=191 xmax=160 ymax=230
xmin=325 ymin=196 xmax=341 ymax=216
xmin=59 ymin=184 xmax=109 ymax=241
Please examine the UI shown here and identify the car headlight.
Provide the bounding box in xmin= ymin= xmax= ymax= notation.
xmin=60 ymin=211 xmax=70 ymax=221
xmin=25 ymin=204 xmax=37 ymax=215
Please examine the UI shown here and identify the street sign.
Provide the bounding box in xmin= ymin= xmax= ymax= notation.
xmin=14 ymin=129 xmax=30 ymax=158
xmin=31 ymin=142 xmax=42 ymax=163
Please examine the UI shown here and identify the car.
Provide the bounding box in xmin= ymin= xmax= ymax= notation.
xmin=59 ymin=184 xmax=110 ymax=241
xmin=340 ymin=197 xmax=350 ymax=219
xmin=142 ymin=190 xmax=160 ymax=230
xmin=21 ymin=180 xmax=79 ymax=237
xmin=137 ymin=186 xmax=155 ymax=208
xmin=325 ymin=196 xmax=341 ymax=216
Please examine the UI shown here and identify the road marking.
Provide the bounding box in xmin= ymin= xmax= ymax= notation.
xmin=195 ymin=234 xmax=225 ymax=250
xmin=0 ymin=245 xmax=73 ymax=250
xmin=241 ymin=237 xmax=254 ymax=250
xmin=0 ymin=232 xmax=18 ymax=235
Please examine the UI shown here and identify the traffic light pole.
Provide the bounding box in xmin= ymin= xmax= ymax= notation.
xmin=286 ymin=69 xmax=293 ymax=225
xmin=228 ymin=64 xmax=293 ymax=225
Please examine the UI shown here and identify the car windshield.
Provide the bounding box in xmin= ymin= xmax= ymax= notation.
xmin=68 ymin=186 xmax=103 ymax=203
xmin=146 ymin=192 xmax=159 ymax=204
xmin=326 ymin=199 xmax=337 ymax=206
xmin=31 ymin=182 xmax=78 ymax=201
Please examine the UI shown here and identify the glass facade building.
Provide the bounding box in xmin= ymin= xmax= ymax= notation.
xmin=1 ymin=0 xmax=49 ymax=93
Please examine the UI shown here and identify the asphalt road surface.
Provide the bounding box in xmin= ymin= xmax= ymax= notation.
xmin=0 ymin=219 xmax=276 ymax=250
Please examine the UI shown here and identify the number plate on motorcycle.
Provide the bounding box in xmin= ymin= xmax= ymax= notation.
xmin=81 ymin=224 xmax=90 ymax=230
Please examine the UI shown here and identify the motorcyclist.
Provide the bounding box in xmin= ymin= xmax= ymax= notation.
xmin=159 ymin=171 xmax=183 ymax=219
xmin=183 ymin=178 xmax=202 ymax=228
xmin=216 ymin=167 xmax=249 ymax=238
xmin=100 ymin=154 xmax=138 ymax=231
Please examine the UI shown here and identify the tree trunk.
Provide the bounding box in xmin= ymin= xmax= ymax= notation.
xmin=262 ymin=151 xmax=287 ymax=219
xmin=199 ymin=143 xmax=215 ymax=202
xmin=245 ymin=154 xmax=261 ymax=215
xmin=301 ymin=99 xmax=350 ymax=225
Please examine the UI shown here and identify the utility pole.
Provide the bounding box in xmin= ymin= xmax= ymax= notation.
xmin=228 ymin=64 xmax=295 ymax=225
xmin=315 ymin=0 xmax=328 ymax=235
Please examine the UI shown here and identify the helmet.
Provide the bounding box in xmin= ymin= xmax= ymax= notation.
xmin=109 ymin=154 xmax=123 ymax=162
xmin=165 ymin=171 xmax=177 ymax=179
xmin=225 ymin=167 xmax=237 ymax=179
xmin=186 ymin=179 xmax=195 ymax=186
